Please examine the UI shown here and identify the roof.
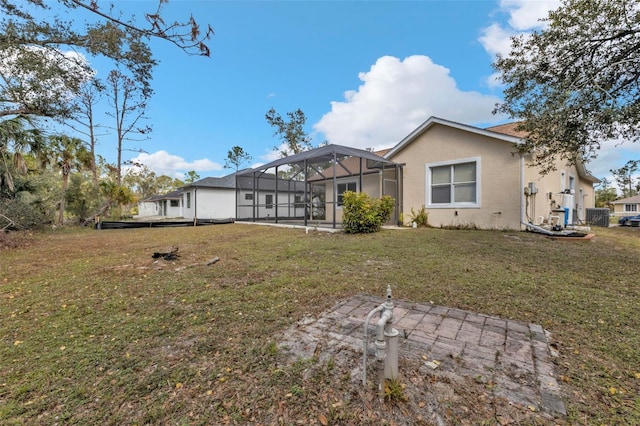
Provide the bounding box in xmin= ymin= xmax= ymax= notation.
xmin=384 ymin=116 xmax=523 ymax=159
xmin=384 ymin=116 xmax=600 ymax=183
xmin=612 ymin=194 xmax=640 ymax=204
xmin=183 ymin=173 xmax=237 ymax=189
xmin=140 ymin=189 xmax=183 ymax=202
xmin=237 ymin=144 xmax=397 ymax=175
xmin=485 ymin=122 xmax=528 ymax=138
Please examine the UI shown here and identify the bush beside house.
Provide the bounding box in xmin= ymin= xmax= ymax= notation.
xmin=342 ymin=191 xmax=395 ymax=233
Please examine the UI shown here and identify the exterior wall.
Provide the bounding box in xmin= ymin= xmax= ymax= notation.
xmin=613 ymin=202 xmax=640 ymax=216
xmin=138 ymin=201 xmax=159 ymax=217
xmin=324 ymin=173 xmax=381 ymax=223
xmin=236 ymin=190 xmax=306 ymax=220
xmin=182 ymin=188 xmax=236 ymax=220
xmin=164 ymin=199 xmax=183 ymax=217
xmin=389 ymin=123 xmax=522 ymax=229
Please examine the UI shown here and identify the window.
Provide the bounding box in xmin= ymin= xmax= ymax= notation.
xmin=186 ymin=192 xmax=191 ymax=208
xmin=426 ymin=158 xmax=480 ymax=208
xmin=337 ymin=181 xmax=357 ymax=206
xmin=625 ymin=204 xmax=638 ymax=212
xmin=265 ymin=194 xmax=273 ymax=209
xmin=244 ymin=193 xmax=253 ymax=201
xmin=170 ymin=200 xmax=179 ymax=207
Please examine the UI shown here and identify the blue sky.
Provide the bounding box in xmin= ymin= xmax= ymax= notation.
xmin=69 ymin=0 xmax=639 ymax=185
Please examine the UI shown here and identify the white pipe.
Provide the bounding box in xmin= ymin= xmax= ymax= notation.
xmin=385 ymin=327 xmax=399 ymax=379
xmin=376 ymin=310 xmax=393 ymax=342
xmin=362 ymin=303 xmax=385 ymax=385
xmin=521 ymin=221 xmax=576 ymax=236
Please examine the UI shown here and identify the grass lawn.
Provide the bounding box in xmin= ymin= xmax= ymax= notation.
xmin=1 ymin=224 xmax=638 ymax=425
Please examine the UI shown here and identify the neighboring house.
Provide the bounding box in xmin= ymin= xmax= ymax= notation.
xmin=180 ymin=174 xmax=237 ymax=221
xmin=138 ymin=190 xmax=183 ymax=217
xmin=179 ymin=171 xmax=306 ymax=221
xmin=612 ymin=194 xmax=640 ymax=217
xmin=383 ymin=117 xmax=599 ymax=230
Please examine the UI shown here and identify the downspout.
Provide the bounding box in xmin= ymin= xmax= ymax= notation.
xmin=252 ymin=172 xmax=256 ymax=222
xmin=275 ymin=166 xmax=279 ymax=223
xmin=304 ymin=159 xmax=308 ymax=227
xmin=359 ymin=157 xmax=363 ymax=197
xmin=194 ymin=187 xmax=198 ymax=222
xmin=397 ymin=165 xmax=403 ymax=226
xmin=520 ymin=154 xmax=525 ymax=230
xmin=332 ymin=152 xmax=337 ymax=229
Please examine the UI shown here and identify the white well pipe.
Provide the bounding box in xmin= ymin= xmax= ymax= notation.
xmin=362 ymin=285 xmax=399 ymax=389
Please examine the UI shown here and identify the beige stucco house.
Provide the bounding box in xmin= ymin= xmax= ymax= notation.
xmin=611 ymin=194 xmax=640 ymax=217
xmin=384 ymin=117 xmax=600 ymax=230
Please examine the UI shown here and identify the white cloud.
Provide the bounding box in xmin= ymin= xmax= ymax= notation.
xmin=479 ymin=1 xmax=560 ymax=60
xmin=587 ymin=139 xmax=640 ymax=184
xmin=500 ymin=0 xmax=559 ymax=31
xmin=479 ymin=23 xmax=516 ymax=58
xmin=130 ymin=150 xmax=223 ymax=178
xmin=313 ymin=55 xmax=503 ymax=151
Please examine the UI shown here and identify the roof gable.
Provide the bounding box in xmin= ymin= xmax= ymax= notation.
xmin=612 ymin=194 xmax=640 ymax=204
xmin=384 ymin=116 xmax=522 ymax=159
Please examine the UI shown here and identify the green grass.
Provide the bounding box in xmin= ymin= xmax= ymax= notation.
xmin=1 ymin=224 xmax=639 ymax=424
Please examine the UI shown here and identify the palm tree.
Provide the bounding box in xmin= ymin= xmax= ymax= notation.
xmin=47 ymin=135 xmax=93 ymax=224
xmin=0 ymin=116 xmax=45 ymax=197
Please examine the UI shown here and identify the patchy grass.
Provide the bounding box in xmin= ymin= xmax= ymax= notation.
xmin=1 ymin=224 xmax=639 ymax=424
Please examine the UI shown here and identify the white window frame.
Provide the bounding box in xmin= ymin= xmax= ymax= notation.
xmin=625 ymin=204 xmax=638 ymax=212
xmin=336 ymin=180 xmax=358 ymax=208
xmin=425 ymin=157 xmax=481 ymax=208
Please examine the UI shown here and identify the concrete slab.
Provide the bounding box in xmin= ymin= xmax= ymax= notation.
xmin=278 ymin=294 xmax=566 ymax=421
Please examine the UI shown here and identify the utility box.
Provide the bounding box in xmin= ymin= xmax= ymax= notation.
xmin=585 ymin=208 xmax=610 ymax=227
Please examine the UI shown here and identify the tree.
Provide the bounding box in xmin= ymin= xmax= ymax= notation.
xmin=70 ymin=80 xmax=106 ymax=185
xmin=265 ymin=108 xmax=312 ymax=158
xmin=224 ymin=146 xmax=252 ymax=172
xmin=47 ymin=134 xmax=93 ymax=224
xmin=611 ymin=160 xmax=639 ymax=198
xmin=123 ymin=165 xmax=183 ymax=199
xmin=105 ymin=69 xmax=152 ymax=186
xmin=594 ymin=177 xmax=618 ymax=208
xmin=0 ymin=116 xmax=45 ymax=196
xmin=65 ymin=172 xmax=101 ymax=224
xmin=184 ymin=170 xmax=200 ymax=184
xmin=493 ymin=0 xmax=640 ymax=173
xmin=0 ymin=0 xmax=213 ymax=121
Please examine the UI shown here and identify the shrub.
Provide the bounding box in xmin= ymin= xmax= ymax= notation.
xmin=342 ymin=191 xmax=395 ymax=233
xmin=409 ymin=206 xmax=429 ymax=227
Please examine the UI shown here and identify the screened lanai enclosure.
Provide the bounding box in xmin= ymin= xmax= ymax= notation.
xmin=235 ymin=144 xmax=403 ymax=229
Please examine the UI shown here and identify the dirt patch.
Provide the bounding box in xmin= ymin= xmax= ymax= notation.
xmin=0 ymin=231 xmax=34 ymax=250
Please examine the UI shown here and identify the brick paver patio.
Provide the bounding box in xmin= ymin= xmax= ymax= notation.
xmin=279 ymin=294 xmax=565 ymax=418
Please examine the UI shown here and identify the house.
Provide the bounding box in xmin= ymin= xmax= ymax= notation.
xmin=180 ymin=174 xmax=236 ymax=221
xmin=137 ymin=190 xmax=183 ymax=217
xmin=178 ymin=171 xmax=307 ymax=221
xmin=139 ymin=117 xmax=601 ymax=231
xmin=383 ymin=117 xmax=599 ymax=229
xmin=612 ymin=194 xmax=640 ymax=217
